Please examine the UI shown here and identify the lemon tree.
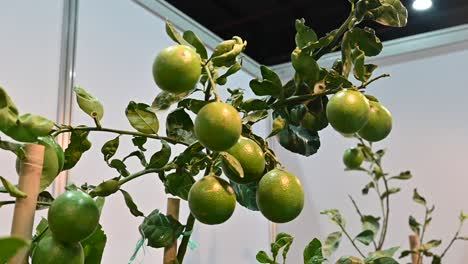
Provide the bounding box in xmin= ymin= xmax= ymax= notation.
xmin=0 ymin=1 xmax=420 ymax=263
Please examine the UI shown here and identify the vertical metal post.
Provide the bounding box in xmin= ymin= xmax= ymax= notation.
xmin=53 ymin=0 xmax=79 ymax=196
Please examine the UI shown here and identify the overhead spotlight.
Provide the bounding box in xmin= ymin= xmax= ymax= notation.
xmin=413 ymin=0 xmax=432 ymax=11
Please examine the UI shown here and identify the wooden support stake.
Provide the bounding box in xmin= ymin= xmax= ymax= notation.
xmin=9 ymin=144 xmax=45 ymax=264
xmin=409 ymin=234 xmax=421 ymax=264
xmin=164 ymin=198 xmax=180 ymax=264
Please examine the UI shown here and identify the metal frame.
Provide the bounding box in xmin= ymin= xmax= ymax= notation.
xmin=53 ymin=0 xmax=79 ymax=196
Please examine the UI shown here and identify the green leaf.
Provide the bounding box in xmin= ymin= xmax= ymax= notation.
xmin=268 ymin=117 xmax=286 ymax=138
xmin=459 ymin=211 xmax=468 ymax=223
xmin=365 ymin=247 xmax=399 ymax=262
xmin=323 ymin=231 xmax=342 ymax=257
xmin=390 ymin=171 xmax=412 ymax=180
xmin=250 ymin=79 xmax=280 ymax=97
xmin=81 ymin=224 xmax=107 ymax=264
xmin=166 ymin=108 xmax=196 ymax=145
xmin=165 ymin=21 xmax=190 ymax=46
xmin=270 ymin=233 xmax=293 ymax=261
xmin=304 ymin=29 xmax=338 ymax=53
xmin=211 ymin=36 xmax=247 ymax=67
xmin=457 ymin=236 xmax=468 ymax=240
xmin=183 ymin=30 xmax=208 ymax=59
xmin=381 ymin=187 xmax=400 ymax=199
xmin=217 ymin=63 xmax=242 ymax=85
xmin=220 ymin=152 xmax=244 ymax=179
xmin=177 ymin=99 xmax=209 ymax=115
xmin=0 ymin=236 xmax=29 ymax=263
xmin=64 ymin=132 xmax=90 ymax=168
xmin=0 ymin=176 xmax=26 ymax=198
xmin=125 ymin=101 xmax=159 ymax=134
xmin=355 ymin=230 xmax=374 ymax=246
xmin=256 ymin=250 xmax=274 ymax=263
xmin=0 ymin=87 xmax=19 ymax=132
xmin=321 ymin=209 xmax=345 ymax=227
xmin=101 ymin=136 xmax=119 ymax=163
xmin=243 ymin=110 xmax=269 ymax=124
xmin=372 ymin=257 xmax=399 ymax=264
xmin=398 ymin=250 xmax=413 ymax=258
xmin=295 ymin=18 xmax=318 ymax=49
xmin=123 ymin=151 xmax=147 ymax=167
xmin=139 ymin=209 xmax=184 ymax=248
xmin=151 ymin=91 xmax=189 ymax=111
xmin=73 ymin=86 xmax=104 ymax=121
xmin=420 ymin=240 xmax=442 ymax=251
xmin=147 ymin=140 xmax=171 ymax=169
xmin=361 ymin=215 xmax=380 ymax=235
xmin=431 ymin=255 xmax=441 ymax=264
xmin=226 ymin=88 xmax=244 ymax=108
xmin=0 ymin=138 xmax=24 ymax=159
xmin=349 ymin=28 xmax=383 ymax=57
xmin=336 ymin=256 xmax=364 ymax=264
xmin=109 ymin=159 xmax=129 ymax=177
xmin=409 ymin=215 xmax=421 ymax=235
xmin=132 ymin=136 xmax=147 ymax=151
xmin=413 ymin=189 xmax=427 ymax=206
xmin=291 ymin=48 xmax=320 ymax=87
xmin=365 ymin=0 xmax=408 ymax=27
xmin=352 ymin=48 xmax=378 ymax=82
xmin=240 ymin=99 xmax=269 ymax=113
xmin=278 ymin=124 xmax=320 ymax=157
xmin=304 ymin=238 xmax=325 ymax=264
xmin=230 ymin=181 xmax=259 ymax=211
xmin=120 ymin=189 xmax=144 ymax=217
xmin=362 ymin=182 xmax=375 ymax=195
xmin=5 ymin=113 xmax=54 ymax=143
xmin=164 ymin=171 xmax=195 ymax=200
xmin=260 ymin=65 xmax=282 ymax=88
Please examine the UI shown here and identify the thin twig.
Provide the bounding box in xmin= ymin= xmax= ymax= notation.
xmin=440 ymin=221 xmax=464 ymax=258
xmin=52 ymin=126 xmax=188 ymax=146
xmin=340 ymin=224 xmax=366 ymax=258
xmin=349 ymin=195 xmax=378 ymax=250
xmin=204 ymin=64 xmax=220 ymax=101
xmin=358 ymin=74 xmax=391 ymax=89
xmin=118 ymin=168 xmax=162 ymax=185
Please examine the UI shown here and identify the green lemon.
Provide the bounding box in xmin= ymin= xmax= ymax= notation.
xmin=48 ymin=190 xmax=100 ymax=243
xmin=32 ymin=236 xmax=84 ymax=264
xmin=326 ymin=89 xmax=370 ymax=134
xmin=188 ymin=175 xmax=236 ymax=225
xmin=358 ymin=101 xmax=392 ymax=142
xmin=222 ymin=137 xmax=265 ymax=184
xmin=152 ymin=45 xmax=202 ymax=94
xmin=256 ymin=169 xmax=304 ymax=223
xmin=194 ymin=102 xmax=242 ymax=151
xmin=343 ymin=148 xmax=364 ymax=169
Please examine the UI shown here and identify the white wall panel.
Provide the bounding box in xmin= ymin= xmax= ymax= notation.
xmin=0 ymin=0 xmax=63 ymax=237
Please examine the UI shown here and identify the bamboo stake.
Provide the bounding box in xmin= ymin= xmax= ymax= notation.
xmin=164 ymin=198 xmax=180 ymax=264
xmin=409 ymin=234 xmax=421 ymax=264
xmin=9 ymin=144 xmax=45 ymax=264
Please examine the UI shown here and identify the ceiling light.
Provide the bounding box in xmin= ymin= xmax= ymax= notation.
xmin=413 ymin=0 xmax=432 ymax=11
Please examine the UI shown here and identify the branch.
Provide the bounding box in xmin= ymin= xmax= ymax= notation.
xmin=313 ymin=13 xmax=355 ymax=60
xmin=52 ymin=126 xmax=188 ymax=146
xmin=339 ymin=224 xmax=366 ymax=258
xmin=118 ymin=168 xmax=162 ymax=185
xmin=349 ymin=195 xmax=378 ymax=250
xmin=440 ymin=221 xmax=464 ymax=258
xmin=204 ymin=64 xmax=220 ymax=102
xmin=358 ymin=74 xmax=391 ymax=90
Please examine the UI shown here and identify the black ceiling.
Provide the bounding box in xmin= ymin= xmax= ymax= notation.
xmin=165 ymin=0 xmax=468 ymax=66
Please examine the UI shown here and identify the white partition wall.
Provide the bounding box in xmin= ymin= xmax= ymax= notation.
xmin=70 ymin=0 xmax=269 ymax=263
xmin=0 ymin=1 xmax=63 ymax=236
xmin=273 ymin=40 xmax=468 ymax=263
